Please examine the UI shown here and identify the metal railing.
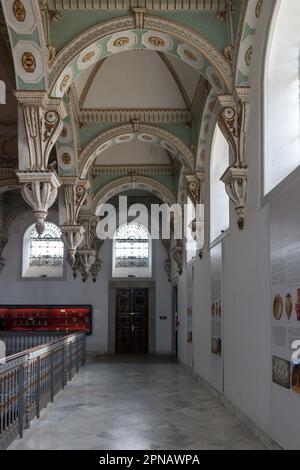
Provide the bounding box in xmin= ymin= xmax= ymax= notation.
xmin=0 ymin=332 xmax=68 ymax=357
xmin=0 ymin=333 xmax=86 ymax=450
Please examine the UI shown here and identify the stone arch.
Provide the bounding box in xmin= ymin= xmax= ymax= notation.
xmin=48 ymin=14 xmax=233 ymax=97
xmin=92 ymin=175 xmax=176 ymax=214
xmin=79 ymin=123 xmax=195 ymax=177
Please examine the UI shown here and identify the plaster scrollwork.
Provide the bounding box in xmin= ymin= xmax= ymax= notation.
xmin=217 ymin=87 xmax=249 ymax=230
xmin=15 ymin=91 xmax=67 ymax=233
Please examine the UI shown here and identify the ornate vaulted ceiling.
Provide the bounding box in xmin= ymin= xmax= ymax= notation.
xmin=0 ymin=0 xmax=263 ymax=233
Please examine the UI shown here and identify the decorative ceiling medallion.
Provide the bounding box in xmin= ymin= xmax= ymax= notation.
xmin=13 ymin=0 xmax=26 ymax=22
xmin=107 ymin=32 xmax=137 ymax=53
xmin=142 ymin=31 xmax=172 ymax=51
xmin=245 ymin=46 xmax=253 ymax=66
xmin=138 ymin=134 xmax=156 ymax=143
xmin=56 ymin=67 xmax=74 ymax=96
xmin=255 ymin=0 xmax=263 ymax=18
xmin=21 ymin=52 xmax=36 ymax=73
xmin=62 ymin=153 xmax=72 ymax=165
xmin=149 ymin=36 xmax=165 ymax=47
xmin=113 ymin=37 xmax=130 ymax=47
xmin=177 ymin=44 xmax=204 ymax=68
xmin=160 ymin=140 xmax=177 ymax=155
xmin=184 ymin=49 xmax=197 ymax=62
xmin=114 ymin=133 xmax=135 ymax=144
xmin=78 ymin=44 xmax=101 ymax=70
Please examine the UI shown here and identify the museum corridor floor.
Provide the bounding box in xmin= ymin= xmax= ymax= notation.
xmin=9 ymin=357 xmax=266 ymax=450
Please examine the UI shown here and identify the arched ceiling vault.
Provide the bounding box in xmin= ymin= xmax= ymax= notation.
xmin=79 ymin=124 xmax=195 ymax=178
xmin=48 ymin=14 xmax=233 ymax=98
xmin=92 ymin=175 xmax=176 ymax=215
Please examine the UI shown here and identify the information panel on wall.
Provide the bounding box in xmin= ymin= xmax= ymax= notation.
xmin=270 ymin=205 xmax=300 ymax=396
xmin=210 ymin=243 xmax=223 ymax=393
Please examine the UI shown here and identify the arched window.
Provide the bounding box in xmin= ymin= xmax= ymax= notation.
xmin=210 ymin=124 xmax=230 ymax=242
xmin=113 ymin=223 xmax=152 ymax=278
xmin=264 ymin=0 xmax=300 ymax=194
xmin=23 ymin=222 xmax=64 ymax=278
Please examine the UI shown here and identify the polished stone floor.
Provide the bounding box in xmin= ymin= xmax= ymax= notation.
xmin=9 ymin=356 xmax=265 ymax=450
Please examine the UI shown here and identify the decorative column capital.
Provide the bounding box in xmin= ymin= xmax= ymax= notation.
xmin=221 ymin=165 xmax=248 ymax=230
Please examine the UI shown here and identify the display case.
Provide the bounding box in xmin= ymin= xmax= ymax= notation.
xmin=0 ymin=305 xmax=92 ymax=334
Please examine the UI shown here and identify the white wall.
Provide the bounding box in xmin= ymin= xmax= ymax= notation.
xmin=0 ymin=211 xmax=172 ymax=355
xmin=176 ymin=1 xmax=300 ymax=449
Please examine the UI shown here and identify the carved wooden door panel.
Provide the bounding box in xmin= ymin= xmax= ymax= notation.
xmin=116 ymin=288 xmax=148 ymax=353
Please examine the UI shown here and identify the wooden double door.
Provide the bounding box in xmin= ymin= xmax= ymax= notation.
xmin=116 ymin=288 xmax=149 ymax=354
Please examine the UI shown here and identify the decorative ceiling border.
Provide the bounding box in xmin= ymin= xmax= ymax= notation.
xmin=92 ymin=164 xmax=174 ymax=176
xmin=92 ymin=174 xmax=176 ymax=214
xmin=79 ymin=109 xmax=192 ymax=124
xmin=46 ymin=0 xmax=226 ymax=11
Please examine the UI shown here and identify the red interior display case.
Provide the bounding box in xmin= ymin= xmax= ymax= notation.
xmin=0 ymin=306 xmax=92 ymax=335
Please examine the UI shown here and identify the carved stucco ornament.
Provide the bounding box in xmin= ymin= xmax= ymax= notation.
xmin=22 ymin=52 xmax=36 ymax=73
xmin=13 ymin=0 xmax=26 ymax=22
xmin=217 ymin=88 xmax=249 ymax=230
xmin=15 ymin=91 xmax=67 ymax=233
xmin=76 ymin=214 xmax=99 ymax=281
xmin=59 ymin=177 xmax=89 ymax=267
xmin=172 ymin=240 xmax=184 ymax=276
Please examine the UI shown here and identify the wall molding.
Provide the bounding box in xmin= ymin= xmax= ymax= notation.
xmin=46 ymin=0 xmax=226 ymax=11
xmin=79 ymin=108 xmax=192 ymax=124
xmin=92 ymin=164 xmax=174 ymax=176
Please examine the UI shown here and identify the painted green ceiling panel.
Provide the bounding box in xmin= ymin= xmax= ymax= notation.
xmin=151 ymin=11 xmax=228 ymax=50
xmin=50 ymin=10 xmax=130 ymax=51
xmin=50 ymin=10 xmax=228 ymax=52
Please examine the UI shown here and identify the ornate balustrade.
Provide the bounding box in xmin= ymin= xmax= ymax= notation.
xmin=0 ymin=333 xmax=86 ymax=450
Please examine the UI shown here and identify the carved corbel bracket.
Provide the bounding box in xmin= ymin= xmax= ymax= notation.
xmin=15 ymin=91 xmax=67 ymax=172
xmin=185 ymin=171 xmax=205 ymax=205
xmin=60 ymin=225 xmax=85 ymax=267
xmin=221 ymin=165 xmax=247 ymax=230
xmin=79 ymin=214 xmax=99 ymax=251
xmin=161 ymin=238 xmax=171 ymax=282
xmin=60 ymin=176 xmax=89 ymax=226
xmin=90 ymin=239 xmax=104 ymax=283
xmin=216 ymin=87 xmax=249 ymax=229
xmin=77 ymin=249 xmax=96 ymax=282
xmin=172 ymin=240 xmax=183 ymax=276
xmin=17 ymin=171 xmax=61 ymax=234
xmin=217 ymin=87 xmax=249 ymax=168
xmin=0 ymin=232 xmax=8 ymax=275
